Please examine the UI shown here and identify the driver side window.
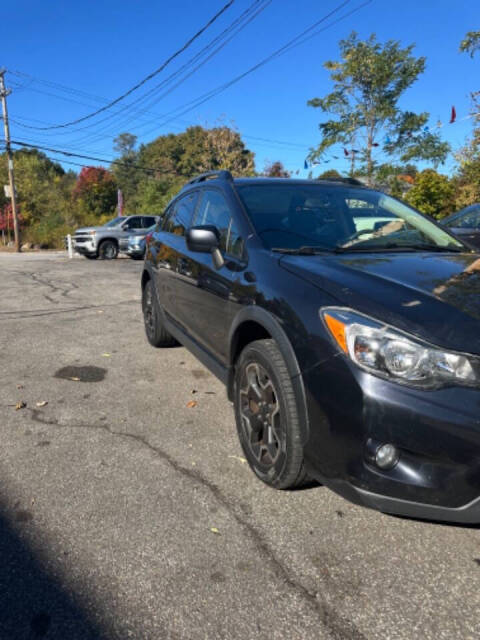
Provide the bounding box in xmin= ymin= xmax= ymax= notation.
xmin=124 ymin=217 xmax=141 ymax=230
xmin=193 ymin=189 xmax=244 ymax=258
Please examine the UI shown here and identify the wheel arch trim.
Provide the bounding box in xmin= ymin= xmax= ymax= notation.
xmin=228 ymin=306 xmax=310 ymax=444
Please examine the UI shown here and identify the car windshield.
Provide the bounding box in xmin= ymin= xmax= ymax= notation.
xmin=236 ymin=183 xmax=465 ymax=253
xmin=444 ymin=205 xmax=480 ymax=229
xmin=104 ymin=217 xmax=125 ymax=228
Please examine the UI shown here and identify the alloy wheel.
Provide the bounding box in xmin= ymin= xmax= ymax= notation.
xmin=239 ymin=362 xmax=282 ymax=467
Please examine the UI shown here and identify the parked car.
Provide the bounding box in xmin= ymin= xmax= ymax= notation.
xmin=142 ymin=171 xmax=480 ymax=523
xmin=119 ymin=224 xmax=156 ymax=259
xmin=441 ymin=204 xmax=480 ymax=249
xmin=73 ymin=215 xmax=158 ymax=259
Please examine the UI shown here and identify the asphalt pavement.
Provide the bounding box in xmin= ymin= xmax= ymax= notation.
xmin=0 ymin=251 xmax=479 ymax=640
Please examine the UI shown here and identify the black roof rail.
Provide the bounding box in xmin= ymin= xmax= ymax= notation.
xmin=186 ymin=170 xmax=234 ymax=185
xmin=317 ymin=176 xmax=366 ymax=186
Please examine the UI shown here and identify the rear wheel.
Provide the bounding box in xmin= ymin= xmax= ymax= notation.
xmin=98 ymin=240 xmax=118 ymax=259
xmin=234 ymin=339 xmax=308 ymax=489
xmin=142 ymin=279 xmax=177 ymax=347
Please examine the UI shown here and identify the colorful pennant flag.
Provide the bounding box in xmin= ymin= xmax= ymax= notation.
xmin=449 ymin=106 xmax=456 ymax=124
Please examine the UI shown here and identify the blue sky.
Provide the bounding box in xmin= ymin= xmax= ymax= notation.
xmin=1 ymin=0 xmax=478 ymax=177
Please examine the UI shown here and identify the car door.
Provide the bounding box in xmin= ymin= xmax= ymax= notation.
xmin=119 ymin=216 xmax=143 ymax=243
xmin=149 ymin=192 xmax=198 ymax=321
xmin=175 ymin=188 xmax=248 ymax=363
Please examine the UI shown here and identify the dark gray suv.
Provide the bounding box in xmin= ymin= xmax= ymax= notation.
xmin=141 ymin=171 xmax=480 ymax=523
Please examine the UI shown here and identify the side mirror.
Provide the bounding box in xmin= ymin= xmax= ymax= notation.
xmin=186 ymin=225 xmax=219 ymax=253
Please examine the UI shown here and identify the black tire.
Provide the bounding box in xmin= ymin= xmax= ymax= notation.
xmin=234 ymin=339 xmax=309 ymax=489
xmin=85 ymin=253 xmax=98 ymax=260
xmin=98 ymin=240 xmax=118 ymax=260
xmin=142 ymin=279 xmax=177 ymax=348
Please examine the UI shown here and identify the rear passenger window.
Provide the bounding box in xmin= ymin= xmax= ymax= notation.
xmin=194 ymin=190 xmax=244 ymax=258
xmin=142 ymin=216 xmax=156 ymax=228
xmin=163 ymin=192 xmax=198 ymax=236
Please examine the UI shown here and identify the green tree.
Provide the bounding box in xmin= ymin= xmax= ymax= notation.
xmin=262 ymin=161 xmax=290 ymax=177
xmin=0 ymin=148 xmax=76 ymax=247
xmin=308 ymin=32 xmax=449 ymax=183
xmin=405 ymin=169 xmax=455 ymax=219
xmin=112 ymin=133 xmax=140 ymax=211
xmin=316 ymin=169 xmax=343 ymax=180
xmin=138 ymin=125 xmax=255 ymax=178
xmin=460 ymin=31 xmax=480 ymax=58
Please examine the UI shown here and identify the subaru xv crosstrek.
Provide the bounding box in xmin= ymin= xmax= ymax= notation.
xmin=141 ymin=171 xmax=480 ymax=523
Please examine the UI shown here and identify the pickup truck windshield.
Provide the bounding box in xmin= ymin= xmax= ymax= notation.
xmin=104 ymin=217 xmax=125 ymax=228
xmin=236 ymin=184 xmax=465 ymax=252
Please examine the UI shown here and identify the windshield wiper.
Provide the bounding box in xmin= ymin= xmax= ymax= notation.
xmin=271 ymin=246 xmax=333 ymax=255
xmin=335 ymin=242 xmax=464 ymax=253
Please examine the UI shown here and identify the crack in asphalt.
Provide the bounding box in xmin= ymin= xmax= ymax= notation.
xmin=27 ymin=408 xmax=366 ymax=640
xmin=0 ymin=299 xmax=140 ymax=320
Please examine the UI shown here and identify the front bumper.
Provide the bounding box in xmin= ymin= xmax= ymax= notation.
xmin=126 ymin=246 xmax=144 ymax=257
xmin=73 ymin=238 xmax=97 ymax=255
xmin=302 ymin=354 xmax=480 ymax=522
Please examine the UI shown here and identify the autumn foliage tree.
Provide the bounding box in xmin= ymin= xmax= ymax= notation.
xmin=262 ymin=161 xmax=291 ymax=177
xmin=73 ymin=167 xmax=117 ymax=218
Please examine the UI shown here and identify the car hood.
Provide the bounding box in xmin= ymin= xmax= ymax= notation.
xmin=280 ymin=251 xmax=480 ymax=354
xmin=75 ymin=226 xmax=112 ymax=233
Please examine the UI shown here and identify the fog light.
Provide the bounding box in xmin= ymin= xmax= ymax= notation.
xmin=375 ymin=444 xmax=399 ymax=470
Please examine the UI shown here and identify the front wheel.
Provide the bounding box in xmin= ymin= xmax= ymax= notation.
xmin=142 ymin=280 xmax=177 ymax=347
xmin=98 ymin=240 xmax=118 ymax=259
xmin=234 ymin=339 xmax=308 ymax=489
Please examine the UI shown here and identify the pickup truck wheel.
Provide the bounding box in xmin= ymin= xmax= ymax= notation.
xmin=98 ymin=240 xmax=118 ymax=259
xmin=234 ymin=339 xmax=308 ymax=489
xmin=142 ymin=280 xmax=177 ymax=347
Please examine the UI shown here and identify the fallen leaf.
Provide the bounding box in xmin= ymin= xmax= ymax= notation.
xmin=186 ymin=400 xmax=197 ymax=408
xmin=210 ymin=527 xmax=220 ymax=535
xmin=191 ymin=389 xmax=197 ymax=394
xmin=69 ymin=377 xmax=80 ymax=382
xmin=191 ymin=462 xmax=196 ymax=466
xmin=36 ymin=401 xmax=48 ymax=408
xmin=97 ymin=310 xmax=104 ymax=314
xmin=15 ymin=401 xmax=26 ymax=411
xmin=101 ymin=353 xmax=111 ymax=358
xmin=204 ymin=391 xmax=216 ymax=395
xmin=228 ymin=455 xmax=247 ymax=465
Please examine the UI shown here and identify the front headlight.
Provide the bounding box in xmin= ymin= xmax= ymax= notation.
xmin=321 ymin=307 xmax=478 ymax=388
xmin=87 ymin=230 xmax=96 ymax=235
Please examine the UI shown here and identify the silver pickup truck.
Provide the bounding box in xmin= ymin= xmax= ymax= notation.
xmin=72 ymin=215 xmax=158 ymax=259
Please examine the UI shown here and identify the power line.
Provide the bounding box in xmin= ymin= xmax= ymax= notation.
xmin=135 ymin=0 xmax=371 ymax=139
xmin=9 ymin=139 xmax=160 ymax=174
xmin=7 ymin=1 xmax=369 ymax=150
xmin=17 ymin=0 xmax=236 ymax=130
xmin=7 ymin=0 xmax=269 ymax=141
xmin=61 ymin=0 xmax=359 ymax=146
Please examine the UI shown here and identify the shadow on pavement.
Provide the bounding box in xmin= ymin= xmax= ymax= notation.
xmin=0 ymin=507 xmax=107 ymax=639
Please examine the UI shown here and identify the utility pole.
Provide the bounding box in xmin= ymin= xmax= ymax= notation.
xmin=0 ymin=69 xmax=20 ymax=252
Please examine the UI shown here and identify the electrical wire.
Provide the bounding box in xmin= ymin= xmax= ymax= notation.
xmin=16 ymin=0 xmax=236 ymax=130
xmin=9 ymin=139 xmax=159 ymax=175
xmin=134 ymin=0 xmax=372 ymax=140
xmin=8 ymin=0 xmax=269 ymax=141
